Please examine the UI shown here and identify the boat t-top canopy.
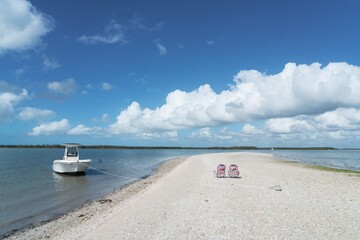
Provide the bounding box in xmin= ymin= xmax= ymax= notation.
xmin=61 ymin=143 xmax=82 ymax=147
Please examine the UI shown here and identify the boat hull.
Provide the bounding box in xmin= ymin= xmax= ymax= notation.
xmin=52 ymin=159 xmax=91 ymax=174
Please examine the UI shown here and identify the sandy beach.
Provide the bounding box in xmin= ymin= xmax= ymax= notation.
xmin=6 ymin=152 xmax=360 ymax=240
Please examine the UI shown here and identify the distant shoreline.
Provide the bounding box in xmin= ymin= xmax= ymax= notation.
xmin=0 ymin=145 xmax=353 ymax=150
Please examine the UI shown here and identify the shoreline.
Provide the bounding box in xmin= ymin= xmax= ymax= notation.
xmin=6 ymin=152 xmax=360 ymax=239
xmin=4 ymin=157 xmax=187 ymax=239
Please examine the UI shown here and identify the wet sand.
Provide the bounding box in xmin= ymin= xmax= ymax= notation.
xmin=6 ymin=152 xmax=360 ymax=240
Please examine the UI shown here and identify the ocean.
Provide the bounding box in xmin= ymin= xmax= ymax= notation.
xmin=0 ymin=148 xmax=359 ymax=236
xmin=0 ymin=148 xmax=224 ymax=236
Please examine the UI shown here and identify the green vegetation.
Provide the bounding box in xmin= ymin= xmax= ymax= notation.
xmin=305 ymin=164 xmax=360 ymax=175
xmin=279 ymin=159 xmax=360 ymax=175
xmin=0 ymin=145 xmax=258 ymax=149
xmin=0 ymin=144 xmax=63 ymax=149
xmin=0 ymin=145 xmax=342 ymax=150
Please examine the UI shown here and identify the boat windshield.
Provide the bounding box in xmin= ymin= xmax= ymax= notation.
xmin=67 ymin=147 xmax=78 ymax=157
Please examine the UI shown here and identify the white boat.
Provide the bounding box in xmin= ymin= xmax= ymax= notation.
xmin=52 ymin=143 xmax=91 ymax=174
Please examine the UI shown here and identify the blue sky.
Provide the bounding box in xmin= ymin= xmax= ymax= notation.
xmin=1 ymin=0 xmax=360 ymax=147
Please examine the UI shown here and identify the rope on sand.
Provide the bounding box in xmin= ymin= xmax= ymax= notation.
xmin=240 ymin=184 xmax=282 ymax=191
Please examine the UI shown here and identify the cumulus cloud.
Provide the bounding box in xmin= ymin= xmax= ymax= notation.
xmin=188 ymin=108 xmax=360 ymax=145
xmin=229 ymin=107 xmax=359 ymax=145
xmin=0 ymin=0 xmax=54 ymax=54
xmin=28 ymin=119 xmax=70 ymax=136
xmin=314 ymin=108 xmax=360 ymax=130
xmin=136 ymin=131 xmax=177 ymax=140
xmin=241 ymin=124 xmax=264 ymax=135
xmin=0 ymin=81 xmax=28 ymax=120
xmin=29 ymin=119 xmax=103 ymax=136
xmin=47 ymin=78 xmax=77 ymax=95
xmin=266 ymin=108 xmax=360 ymax=134
xmin=109 ymin=62 xmax=360 ymax=136
xmin=190 ymin=127 xmax=233 ymax=140
xmin=18 ymin=107 xmax=55 ymax=121
xmin=109 ymin=85 xmax=217 ymax=134
xmin=265 ymin=117 xmax=316 ymax=134
xmin=67 ymin=125 xmax=102 ymax=135
xmin=154 ymin=39 xmax=167 ymax=56
xmin=190 ymin=127 xmax=213 ymax=139
xmin=230 ymin=62 xmax=360 ymax=118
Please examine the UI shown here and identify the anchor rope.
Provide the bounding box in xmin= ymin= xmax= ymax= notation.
xmin=78 ymin=161 xmax=139 ymax=180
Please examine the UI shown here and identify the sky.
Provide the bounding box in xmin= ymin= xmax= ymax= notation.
xmin=1 ymin=0 xmax=360 ymax=147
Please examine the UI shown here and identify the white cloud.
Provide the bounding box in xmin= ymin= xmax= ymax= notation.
xmin=0 ymin=0 xmax=54 ymax=54
xmin=190 ymin=127 xmax=213 ymax=139
xmin=256 ymin=107 xmax=360 ymax=145
xmin=241 ymin=124 xmax=263 ymax=135
xmin=77 ymin=33 xmax=126 ymax=45
xmin=29 ymin=120 xmax=103 ymax=136
xmin=81 ymin=84 xmax=94 ymax=95
xmin=78 ymin=20 xmax=127 ymax=45
xmin=190 ymin=127 xmax=233 ymax=140
xmin=67 ymin=125 xmax=102 ymax=135
xmin=109 ymin=62 xmax=360 ymax=137
xmin=47 ymin=78 xmax=77 ymax=95
xmin=101 ymin=113 xmax=109 ymax=121
xmin=136 ymin=131 xmax=177 ymax=140
xmin=314 ymin=108 xmax=360 ymax=130
xmin=154 ymin=39 xmax=167 ymax=56
xmin=101 ymin=82 xmax=112 ymax=90
xmin=42 ymin=55 xmax=59 ymax=71
xmin=109 ymin=85 xmax=217 ymax=134
xmin=28 ymin=119 xmax=70 ymax=136
xmin=265 ymin=117 xmax=316 ymax=134
xmin=129 ymin=14 xmax=164 ymax=32
xmin=109 ymin=102 xmax=145 ymax=134
xmin=18 ymin=107 xmax=55 ymax=121
xmin=0 ymin=81 xmax=28 ymax=120
xmin=92 ymin=113 xmax=109 ymax=123
xmin=78 ymin=15 xmax=164 ymax=48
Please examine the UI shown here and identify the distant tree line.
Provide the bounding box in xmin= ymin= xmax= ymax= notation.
xmin=0 ymin=145 xmax=340 ymax=150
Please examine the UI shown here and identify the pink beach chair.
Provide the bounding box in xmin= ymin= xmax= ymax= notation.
xmin=228 ymin=164 xmax=239 ymax=178
xmin=215 ymin=164 xmax=226 ymax=178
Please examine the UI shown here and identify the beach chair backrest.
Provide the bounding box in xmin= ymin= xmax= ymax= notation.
xmin=218 ymin=164 xmax=225 ymax=171
xmin=230 ymin=164 xmax=238 ymax=171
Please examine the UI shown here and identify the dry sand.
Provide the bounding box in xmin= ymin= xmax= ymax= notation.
xmin=6 ymin=152 xmax=360 ymax=240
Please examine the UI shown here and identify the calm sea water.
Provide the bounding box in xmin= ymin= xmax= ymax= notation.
xmin=271 ymin=149 xmax=360 ymax=171
xmin=0 ymin=148 xmax=224 ymax=236
xmin=0 ymin=148 xmax=359 ymax=236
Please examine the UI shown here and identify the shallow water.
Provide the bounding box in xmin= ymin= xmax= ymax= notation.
xmin=0 ymin=148 xmax=220 ymax=236
xmin=271 ymin=149 xmax=360 ymax=171
xmin=0 ymin=148 xmax=359 ymax=236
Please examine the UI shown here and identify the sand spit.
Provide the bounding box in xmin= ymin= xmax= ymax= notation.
xmin=6 ymin=152 xmax=360 ymax=240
